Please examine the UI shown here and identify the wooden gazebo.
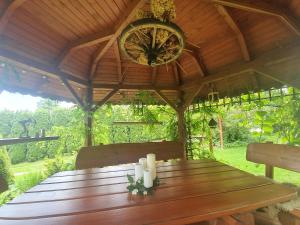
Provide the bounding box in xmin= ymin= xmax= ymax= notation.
xmin=1 ymin=0 xmax=300 ymax=148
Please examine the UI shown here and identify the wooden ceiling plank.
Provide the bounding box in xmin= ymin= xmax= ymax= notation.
xmin=113 ymin=41 xmax=122 ymax=82
xmin=215 ymin=4 xmax=250 ymax=61
xmin=212 ymin=0 xmax=300 ymax=36
xmin=0 ymin=47 xmax=88 ymax=86
xmin=151 ymin=67 xmax=158 ymax=85
xmin=154 ymin=90 xmax=177 ymax=111
xmin=0 ymin=0 xmax=27 ymax=34
xmin=254 ymin=67 xmax=298 ymax=88
xmin=56 ymin=31 xmax=114 ymax=68
xmin=181 ymin=40 xmax=300 ymax=90
xmin=89 ymin=0 xmax=147 ymax=79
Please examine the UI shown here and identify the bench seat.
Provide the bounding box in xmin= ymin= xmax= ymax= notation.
xmin=76 ymin=141 xmax=184 ymax=170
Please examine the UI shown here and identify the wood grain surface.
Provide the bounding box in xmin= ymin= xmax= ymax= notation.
xmin=0 ymin=159 xmax=296 ymax=225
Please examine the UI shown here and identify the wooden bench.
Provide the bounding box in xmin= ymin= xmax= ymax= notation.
xmin=247 ymin=143 xmax=300 ymax=225
xmin=76 ymin=141 xmax=184 ymax=170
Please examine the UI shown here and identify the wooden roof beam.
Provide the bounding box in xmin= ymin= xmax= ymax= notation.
xmin=215 ymin=4 xmax=250 ymax=61
xmin=0 ymin=47 xmax=88 ymax=86
xmin=56 ymin=30 xmax=113 ymax=68
xmin=60 ymin=77 xmax=85 ymax=108
xmin=212 ymin=0 xmax=300 ymax=36
xmin=89 ymin=0 xmax=147 ymax=79
xmin=0 ymin=0 xmax=27 ymax=34
xmin=154 ymin=90 xmax=177 ymax=111
xmin=93 ymin=83 xmax=178 ymax=91
xmin=183 ymin=84 xmax=204 ymax=109
xmin=185 ymin=47 xmax=208 ymax=77
xmin=172 ymin=62 xmax=182 ymax=86
xmin=113 ymin=41 xmax=123 ymax=83
xmin=93 ymin=89 xmax=119 ymax=111
xmin=181 ymin=40 xmax=300 ymax=90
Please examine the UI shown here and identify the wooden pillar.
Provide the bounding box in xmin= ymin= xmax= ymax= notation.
xmin=177 ymin=106 xmax=187 ymax=158
xmin=218 ymin=115 xmax=224 ymax=150
xmin=85 ymin=80 xmax=93 ymax=147
xmin=209 ymin=128 xmax=213 ymax=153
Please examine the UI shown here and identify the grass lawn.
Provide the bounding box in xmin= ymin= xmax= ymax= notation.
xmin=11 ymin=155 xmax=74 ymax=176
xmin=214 ymin=146 xmax=300 ymax=186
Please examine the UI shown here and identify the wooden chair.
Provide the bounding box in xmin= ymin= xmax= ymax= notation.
xmin=76 ymin=141 xmax=184 ymax=170
xmin=247 ymin=143 xmax=300 ymax=225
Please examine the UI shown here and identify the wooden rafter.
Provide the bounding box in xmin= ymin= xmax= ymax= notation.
xmin=184 ymin=84 xmax=204 ymax=109
xmin=185 ymin=47 xmax=208 ymax=77
xmin=89 ymin=0 xmax=147 ymax=79
xmin=113 ymin=41 xmax=123 ymax=82
xmin=56 ymin=31 xmax=113 ymax=68
xmin=172 ymin=62 xmax=181 ymax=85
xmin=0 ymin=0 xmax=27 ymax=34
xmin=0 ymin=47 xmax=88 ymax=86
xmin=93 ymin=83 xmax=178 ymax=91
xmin=181 ymin=40 xmax=300 ymax=90
xmin=60 ymin=77 xmax=85 ymax=107
xmin=215 ymin=4 xmax=250 ymax=61
xmin=155 ymin=90 xmax=177 ymax=111
xmin=93 ymin=89 xmax=119 ymax=111
xmin=212 ymin=0 xmax=300 ymax=36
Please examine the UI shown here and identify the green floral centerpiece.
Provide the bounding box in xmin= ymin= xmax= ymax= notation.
xmin=127 ymin=174 xmax=160 ymax=196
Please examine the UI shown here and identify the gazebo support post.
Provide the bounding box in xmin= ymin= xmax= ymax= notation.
xmin=84 ymin=81 xmax=93 ymax=147
xmin=177 ymin=106 xmax=187 ymax=159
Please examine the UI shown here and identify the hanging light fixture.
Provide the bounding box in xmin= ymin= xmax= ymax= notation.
xmin=119 ymin=0 xmax=185 ymax=67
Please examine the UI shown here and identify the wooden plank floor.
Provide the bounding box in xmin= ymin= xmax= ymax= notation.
xmin=0 ymin=160 xmax=297 ymax=225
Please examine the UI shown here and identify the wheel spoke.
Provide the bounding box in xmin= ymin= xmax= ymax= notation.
xmin=152 ymin=27 xmax=157 ymax=49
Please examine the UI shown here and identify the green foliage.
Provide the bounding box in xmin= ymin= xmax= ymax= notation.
xmin=126 ymin=174 xmax=160 ymax=195
xmin=0 ymin=147 xmax=14 ymax=186
xmin=43 ymin=156 xmax=75 ymax=177
xmin=0 ymin=99 xmax=85 ymax=164
xmin=15 ymin=172 xmax=44 ymax=192
xmin=0 ymin=188 xmax=21 ymax=206
xmin=8 ymin=144 xmax=27 ymax=164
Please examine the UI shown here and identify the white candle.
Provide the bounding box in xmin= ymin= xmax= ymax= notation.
xmin=149 ymin=166 xmax=156 ymax=180
xmin=134 ymin=163 xmax=143 ymax=182
xmin=143 ymin=169 xmax=153 ymax=188
xmin=146 ymin=153 xmax=156 ymax=169
xmin=139 ymin=158 xmax=147 ymax=169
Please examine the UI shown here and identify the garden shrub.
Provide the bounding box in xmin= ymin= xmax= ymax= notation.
xmin=0 ymin=188 xmax=20 ymax=206
xmin=26 ymin=143 xmax=47 ymax=162
xmin=8 ymin=144 xmax=26 ymax=164
xmin=43 ymin=156 xmax=75 ymax=177
xmin=0 ymin=147 xmax=14 ymax=187
xmin=15 ymin=172 xmax=44 ymax=192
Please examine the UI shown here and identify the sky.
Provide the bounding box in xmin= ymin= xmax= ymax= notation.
xmin=0 ymin=91 xmax=74 ymax=111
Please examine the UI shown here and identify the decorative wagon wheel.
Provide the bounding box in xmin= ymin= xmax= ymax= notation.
xmin=119 ymin=18 xmax=185 ymax=66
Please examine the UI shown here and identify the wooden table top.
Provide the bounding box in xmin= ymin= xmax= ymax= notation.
xmin=0 ymin=159 xmax=297 ymax=225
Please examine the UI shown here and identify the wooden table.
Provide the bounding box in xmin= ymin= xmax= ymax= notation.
xmin=0 ymin=159 xmax=296 ymax=225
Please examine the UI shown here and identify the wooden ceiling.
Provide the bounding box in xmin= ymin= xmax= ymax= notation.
xmin=0 ymin=0 xmax=300 ymax=109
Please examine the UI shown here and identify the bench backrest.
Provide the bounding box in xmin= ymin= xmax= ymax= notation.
xmin=246 ymin=143 xmax=300 ymax=178
xmin=76 ymin=141 xmax=184 ymax=170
